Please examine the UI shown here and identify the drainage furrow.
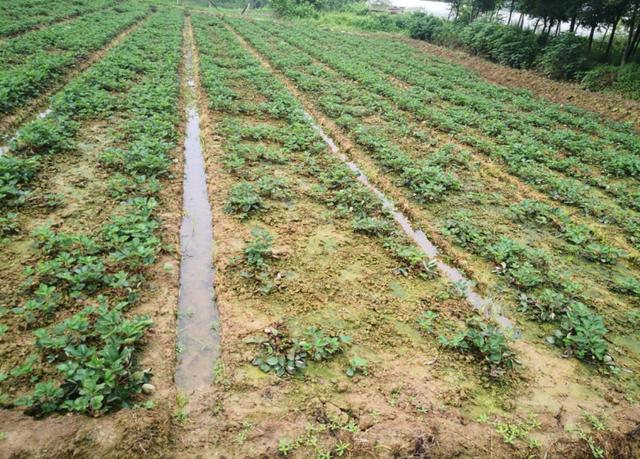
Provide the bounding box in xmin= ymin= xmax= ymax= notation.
xmin=303 ymin=112 xmax=514 ymax=330
xmin=175 ymin=17 xmax=220 ymax=392
xmin=226 ymin=22 xmax=515 ymax=331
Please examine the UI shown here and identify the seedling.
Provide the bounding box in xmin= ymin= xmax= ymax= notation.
xmin=346 ymin=356 xmax=368 ymax=377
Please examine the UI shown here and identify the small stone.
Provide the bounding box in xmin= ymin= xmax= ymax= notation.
xmin=335 ymin=382 xmax=349 ymax=393
xmin=142 ymin=383 xmax=156 ymax=395
xmin=359 ymin=414 xmax=375 ymax=430
xmin=325 ymin=403 xmax=349 ymax=425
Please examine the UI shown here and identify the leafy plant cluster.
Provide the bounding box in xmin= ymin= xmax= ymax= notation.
xmin=444 ymin=212 xmax=612 ymax=366
xmin=224 ymin=176 xmax=291 ymax=219
xmin=7 ymin=199 xmax=160 ymax=416
xmin=0 ymin=9 xmax=179 ymax=223
xmin=0 ymin=0 xmax=114 ymax=37
xmin=226 ymin=18 xmax=639 ymax=370
xmin=510 ymin=200 xmax=624 ymax=265
xmin=439 ymin=317 xmax=517 ymax=378
xmin=194 ymin=15 xmax=439 ymax=281
xmin=252 ymin=326 xmax=352 ymax=377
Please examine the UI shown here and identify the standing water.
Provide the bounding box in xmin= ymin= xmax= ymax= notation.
xmin=175 ymin=19 xmax=220 ymax=391
xmin=302 ymin=111 xmax=514 ymax=330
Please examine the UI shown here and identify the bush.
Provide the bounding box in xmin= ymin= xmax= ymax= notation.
xmin=581 ymin=63 xmax=640 ymax=100
xmin=538 ymin=33 xmax=591 ymax=80
xmin=407 ymin=13 xmax=446 ymax=42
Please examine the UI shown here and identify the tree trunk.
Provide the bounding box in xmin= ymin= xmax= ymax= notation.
xmin=605 ymin=19 xmax=618 ymax=61
xmin=570 ymin=12 xmax=577 ymax=33
xmin=588 ymin=25 xmax=596 ymax=51
xmin=519 ymin=12 xmax=525 ymax=29
xmin=623 ymin=7 xmax=639 ymax=65
xmin=630 ymin=24 xmax=640 ymax=61
xmin=533 ymin=18 xmax=540 ymax=33
xmin=507 ymin=0 xmax=516 ymax=25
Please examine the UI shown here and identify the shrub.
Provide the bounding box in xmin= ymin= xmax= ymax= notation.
xmin=537 ymin=33 xmax=591 ymax=80
xmin=407 ymin=13 xmax=446 ymax=42
xmin=581 ymin=64 xmax=640 ymax=100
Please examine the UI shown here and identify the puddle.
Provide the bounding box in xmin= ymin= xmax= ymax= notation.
xmin=175 ymin=21 xmax=220 ymax=392
xmin=302 ymin=111 xmax=514 ymax=330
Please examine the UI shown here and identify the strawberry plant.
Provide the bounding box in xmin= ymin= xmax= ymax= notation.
xmin=439 ymin=318 xmax=518 ymax=378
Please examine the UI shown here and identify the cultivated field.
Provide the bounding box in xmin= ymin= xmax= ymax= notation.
xmin=1 ymin=1 xmax=640 ymax=458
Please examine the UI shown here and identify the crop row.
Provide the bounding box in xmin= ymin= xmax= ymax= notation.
xmin=0 ymin=6 xmax=158 ymax=226
xmin=252 ymin=20 xmax=640 ymax=231
xmin=278 ymin=21 xmax=637 ymax=152
xmin=192 ymin=13 xmax=518 ymax=382
xmin=231 ymin=18 xmax=640 ymax=273
xmin=0 ymin=1 xmax=149 ymax=116
xmin=0 ymin=10 xmax=183 ymax=416
xmin=227 ymin=18 xmax=635 ymax=274
xmin=268 ymin=22 xmax=640 ymax=209
xmin=226 ymin=18 xmax=630 ymax=369
xmin=0 ymin=0 xmax=115 ymax=37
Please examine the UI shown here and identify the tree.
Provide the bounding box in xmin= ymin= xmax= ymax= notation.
xmin=603 ymin=0 xmax=630 ymax=60
xmin=622 ymin=0 xmax=640 ymax=64
xmin=580 ymin=0 xmax=607 ymax=50
xmin=447 ymin=0 xmax=464 ymax=19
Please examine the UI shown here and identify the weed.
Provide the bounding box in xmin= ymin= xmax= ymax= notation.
xmin=278 ymin=438 xmax=294 ymax=455
xmin=572 ymin=428 xmax=605 ymax=459
xmin=417 ymin=311 xmax=438 ymax=334
xmin=346 ymin=356 xmax=368 ymax=377
xmin=174 ymin=392 xmax=188 ymax=424
xmin=335 ymin=440 xmax=350 ymax=456
xmin=583 ymin=412 xmax=606 ymax=431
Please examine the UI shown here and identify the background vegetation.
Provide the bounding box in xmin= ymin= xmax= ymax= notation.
xmin=255 ymin=0 xmax=640 ymax=99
